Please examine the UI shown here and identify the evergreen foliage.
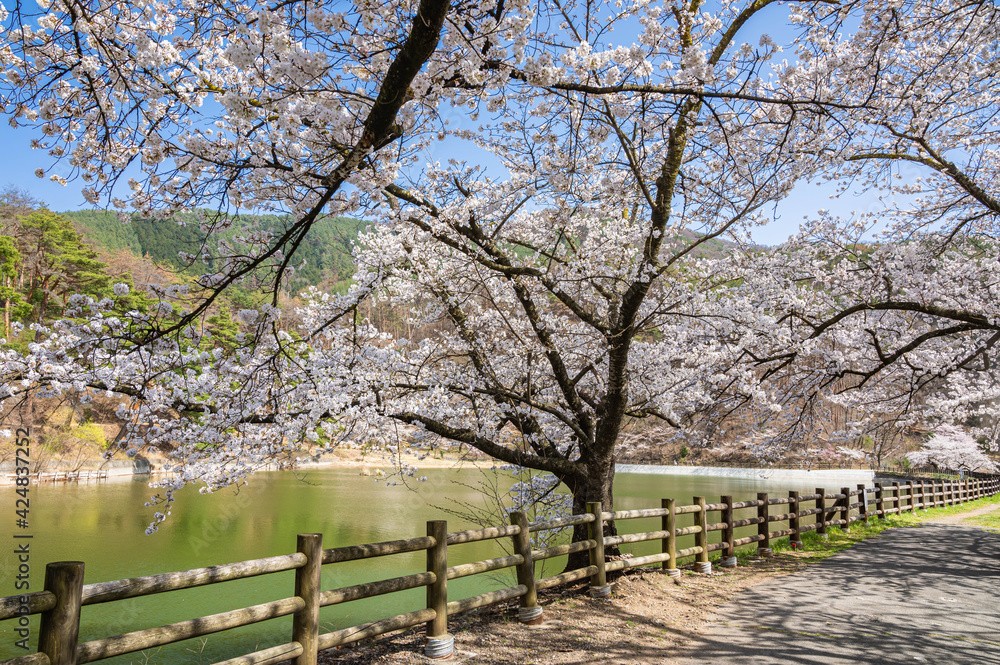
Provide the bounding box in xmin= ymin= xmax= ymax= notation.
xmin=63 ymin=210 xmax=366 ymax=294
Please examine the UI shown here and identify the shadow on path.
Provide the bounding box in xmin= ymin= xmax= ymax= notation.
xmin=675 ymin=525 xmax=1000 ymax=664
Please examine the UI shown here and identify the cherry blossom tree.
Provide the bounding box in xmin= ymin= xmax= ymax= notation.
xmin=2 ymin=0 xmax=997 ymax=543
xmin=907 ymin=425 xmax=996 ymax=473
xmin=707 ymin=0 xmax=1000 ymax=454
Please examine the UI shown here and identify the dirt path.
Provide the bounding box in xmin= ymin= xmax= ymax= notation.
xmin=319 ymin=557 xmax=816 ymax=665
xmin=923 ymin=500 xmax=1000 ymax=524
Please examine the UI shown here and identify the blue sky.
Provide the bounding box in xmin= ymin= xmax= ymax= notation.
xmin=1 ymin=119 xmax=880 ymax=247
xmin=0 ymin=1 xmax=884 ymax=247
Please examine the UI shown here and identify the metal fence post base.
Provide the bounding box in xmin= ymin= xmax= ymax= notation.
xmin=518 ymin=606 xmax=544 ymax=624
xmin=424 ymin=634 xmax=454 ymax=659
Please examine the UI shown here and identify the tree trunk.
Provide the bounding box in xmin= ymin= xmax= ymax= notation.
xmin=563 ymin=453 xmax=621 ymax=573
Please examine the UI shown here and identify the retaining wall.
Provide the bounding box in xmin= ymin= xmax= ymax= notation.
xmin=617 ymin=463 xmax=875 ymax=485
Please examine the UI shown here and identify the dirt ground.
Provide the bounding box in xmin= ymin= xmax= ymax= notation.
xmin=316 ymin=555 xmax=815 ymax=665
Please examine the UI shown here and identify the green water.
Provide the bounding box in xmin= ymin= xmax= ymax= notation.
xmin=1 ymin=466 xmax=824 ymax=663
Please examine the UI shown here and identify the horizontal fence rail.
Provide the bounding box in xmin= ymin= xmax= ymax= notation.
xmin=2 ymin=475 xmax=998 ymax=664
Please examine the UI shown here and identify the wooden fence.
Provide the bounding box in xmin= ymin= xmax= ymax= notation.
xmin=2 ymin=471 xmax=110 ymax=485
xmin=3 ymin=476 xmax=999 ymax=665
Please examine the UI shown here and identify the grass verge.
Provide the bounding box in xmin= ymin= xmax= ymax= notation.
xmin=717 ymin=490 xmax=1000 ymax=565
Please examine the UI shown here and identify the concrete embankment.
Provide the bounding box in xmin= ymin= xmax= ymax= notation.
xmin=617 ymin=463 xmax=874 ymax=485
xmin=0 ymin=458 xmax=151 ymax=484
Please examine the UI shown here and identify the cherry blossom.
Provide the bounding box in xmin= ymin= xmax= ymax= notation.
xmin=907 ymin=425 xmax=997 ymax=473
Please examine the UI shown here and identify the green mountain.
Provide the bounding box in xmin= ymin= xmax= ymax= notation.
xmin=63 ymin=210 xmax=367 ymax=294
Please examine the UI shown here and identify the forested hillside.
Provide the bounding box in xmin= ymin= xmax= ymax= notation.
xmin=0 ymin=192 xmax=374 ymax=459
xmin=64 ymin=209 xmax=367 ymax=294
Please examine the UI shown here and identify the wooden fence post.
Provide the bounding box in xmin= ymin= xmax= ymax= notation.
xmin=720 ymin=495 xmax=736 ymax=567
xmin=694 ymin=496 xmax=710 ymax=573
xmin=857 ymin=484 xmax=868 ymax=524
xmin=757 ymin=492 xmax=771 ymax=557
xmin=840 ymin=487 xmax=851 ymax=531
xmin=663 ymin=499 xmax=680 ymax=577
xmin=38 ymin=561 xmax=85 ymax=665
xmin=789 ymin=491 xmax=802 ymax=549
xmin=586 ymin=502 xmax=610 ymax=597
xmin=892 ymin=482 xmax=900 ymax=514
xmin=509 ymin=511 xmax=542 ymax=624
xmin=875 ymin=483 xmax=885 ymax=519
xmin=293 ymin=534 xmax=323 ymax=665
xmin=815 ymin=488 xmax=827 ymax=538
xmin=425 ymin=520 xmax=452 ymax=659
xmin=906 ymin=481 xmax=915 ymax=513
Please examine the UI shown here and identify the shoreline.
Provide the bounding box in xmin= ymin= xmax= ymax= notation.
xmin=0 ymin=449 xmax=498 ymax=485
xmin=2 ymin=452 xmax=891 ymax=487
